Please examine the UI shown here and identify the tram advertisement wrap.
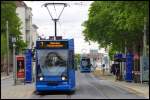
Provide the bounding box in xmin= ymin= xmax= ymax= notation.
xmin=16 ymin=56 xmax=25 ymax=78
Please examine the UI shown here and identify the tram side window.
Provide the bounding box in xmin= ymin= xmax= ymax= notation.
xmin=68 ymin=50 xmax=74 ymax=69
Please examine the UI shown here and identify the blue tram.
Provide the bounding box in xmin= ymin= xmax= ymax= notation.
xmin=80 ymin=57 xmax=92 ymax=73
xmin=35 ymin=39 xmax=75 ymax=92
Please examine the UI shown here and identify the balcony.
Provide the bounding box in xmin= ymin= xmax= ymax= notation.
xmin=26 ymin=25 xmax=30 ymax=31
xmin=26 ymin=33 xmax=30 ymax=43
xmin=25 ymin=14 xmax=30 ymax=20
xmin=25 ymin=10 xmax=31 ymax=20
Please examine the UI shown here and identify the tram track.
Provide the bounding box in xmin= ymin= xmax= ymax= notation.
xmin=66 ymin=94 xmax=71 ymax=99
xmin=65 ymin=90 xmax=76 ymax=99
xmin=84 ymin=73 xmax=110 ymax=99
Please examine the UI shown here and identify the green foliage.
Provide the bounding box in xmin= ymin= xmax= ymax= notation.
xmin=82 ymin=1 xmax=149 ymax=56
xmin=16 ymin=39 xmax=28 ymax=52
xmin=108 ymin=44 xmax=118 ymax=60
xmin=75 ymin=54 xmax=81 ymax=65
xmin=1 ymin=1 xmax=27 ymax=55
xmin=1 ymin=34 xmax=7 ymax=57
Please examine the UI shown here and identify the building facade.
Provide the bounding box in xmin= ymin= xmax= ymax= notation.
xmin=31 ymin=24 xmax=39 ymax=48
xmin=16 ymin=1 xmax=33 ymax=49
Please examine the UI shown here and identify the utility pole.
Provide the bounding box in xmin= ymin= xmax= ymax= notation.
xmin=141 ymin=17 xmax=147 ymax=84
xmin=143 ymin=17 xmax=147 ymax=56
xmin=12 ymin=37 xmax=16 ymax=85
xmin=6 ymin=21 xmax=10 ymax=76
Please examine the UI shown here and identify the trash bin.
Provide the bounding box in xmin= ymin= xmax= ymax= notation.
xmin=133 ymin=71 xmax=140 ymax=83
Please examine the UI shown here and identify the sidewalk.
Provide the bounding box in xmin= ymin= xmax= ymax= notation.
xmin=92 ymin=68 xmax=149 ymax=99
xmin=1 ymin=72 xmax=13 ymax=80
xmin=1 ymin=72 xmax=34 ymax=99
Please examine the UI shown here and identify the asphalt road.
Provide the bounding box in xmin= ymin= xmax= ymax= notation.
xmin=1 ymin=71 xmax=146 ymax=99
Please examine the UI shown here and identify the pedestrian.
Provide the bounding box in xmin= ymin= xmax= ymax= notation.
xmin=110 ymin=64 xmax=116 ymax=75
xmin=115 ymin=63 xmax=120 ymax=81
xmin=102 ymin=64 xmax=105 ymax=75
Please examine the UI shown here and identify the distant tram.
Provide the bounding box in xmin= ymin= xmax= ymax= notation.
xmin=80 ymin=56 xmax=92 ymax=73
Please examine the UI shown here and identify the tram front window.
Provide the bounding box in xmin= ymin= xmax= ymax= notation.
xmin=37 ymin=50 xmax=68 ymax=76
xmin=81 ymin=58 xmax=90 ymax=67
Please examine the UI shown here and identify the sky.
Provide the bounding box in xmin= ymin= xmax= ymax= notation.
xmin=24 ymin=1 xmax=105 ymax=54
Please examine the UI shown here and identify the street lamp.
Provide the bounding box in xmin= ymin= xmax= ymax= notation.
xmin=12 ymin=37 xmax=16 ymax=85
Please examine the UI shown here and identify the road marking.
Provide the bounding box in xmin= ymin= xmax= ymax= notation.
xmin=84 ymin=73 xmax=109 ymax=99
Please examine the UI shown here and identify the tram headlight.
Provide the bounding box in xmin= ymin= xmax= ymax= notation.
xmin=39 ymin=77 xmax=44 ymax=81
xmin=61 ymin=76 xmax=66 ymax=80
xmin=61 ymin=76 xmax=67 ymax=81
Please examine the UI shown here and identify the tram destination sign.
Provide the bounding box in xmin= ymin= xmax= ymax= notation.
xmin=36 ymin=41 xmax=68 ymax=49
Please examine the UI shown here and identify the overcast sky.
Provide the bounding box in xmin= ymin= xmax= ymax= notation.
xmin=24 ymin=1 xmax=105 ymax=54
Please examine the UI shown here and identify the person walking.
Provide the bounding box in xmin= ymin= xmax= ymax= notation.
xmin=115 ymin=63 xmax=120 ymax=81
xmin=102 ymin=64 xmax=105 ymax=75
xmin=110 ymin=64 xmax=116 ymax=75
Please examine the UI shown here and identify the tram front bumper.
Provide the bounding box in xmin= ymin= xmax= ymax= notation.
xmin=80 ymin=68 xmax=91 ymax=72
xmin=36 ymin=83 xmax=75 ymax=91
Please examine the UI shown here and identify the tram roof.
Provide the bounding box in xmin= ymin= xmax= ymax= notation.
xmin=36 ymin=39 xmax=72 ymax=41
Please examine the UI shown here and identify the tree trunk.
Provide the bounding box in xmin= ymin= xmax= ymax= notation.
xmin=3 ymin=54 xmax=7 ymax=75
xmin=1 ymin=56 xmax=4 ymax=72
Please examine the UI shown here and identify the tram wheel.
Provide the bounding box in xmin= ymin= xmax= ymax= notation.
xmin=67 ymin=90 xmax=75 ymax=95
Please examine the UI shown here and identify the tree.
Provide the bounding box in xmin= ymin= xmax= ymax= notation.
xmin=75 ymin=54 xmax=81 ymax=65
xmin=1 ymin=34 xmax=7 ymax=57
xmin=82 ymin=1 xmax=149 ymax=58
xmin=1 ymin=1 xmax=27 ymax=56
